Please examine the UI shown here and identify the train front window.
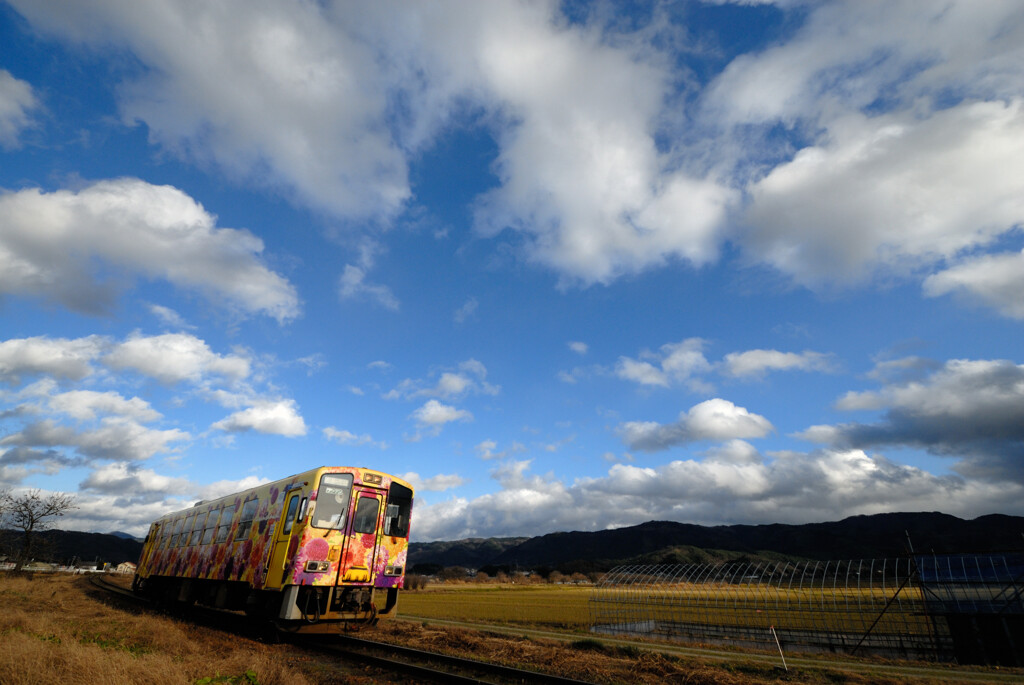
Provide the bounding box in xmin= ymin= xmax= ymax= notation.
xmin=352 ymin=496 xmax=380 ymax=534
xmin=312 ymin=473 xmax=353 ymax=529
xmin=383 ymin=483 xmax=413 ymax=538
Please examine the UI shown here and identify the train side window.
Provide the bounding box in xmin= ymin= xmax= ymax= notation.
xmin=281 ymin=495 xmax=301 ymax=535
xmin=168 ymin=518 xmax=183 ymax=547
xmin=235 ymin=499 xmax=259 ymax=540
xmin=201 ymin=509 xmax=220 ymax=545
xmin=352 ymin=496 xmax=380 ymax=534
xmin=189 ymin=512 xmax=207 ymax=546
xmin=178 ymin=515 xmax=195 ymax=547
xmin=215 ymin=508 xmax=234 ymax=544
xmin=312 ymin=473 xmax=353 ymax=529
xmin=383 ymin=483 xmax=413 ymax=538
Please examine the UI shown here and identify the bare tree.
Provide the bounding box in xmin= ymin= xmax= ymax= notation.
xmin=1 ymin=489 xmax=77 ymax=572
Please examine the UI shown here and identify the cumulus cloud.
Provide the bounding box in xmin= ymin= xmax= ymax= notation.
xmin=323 ymin=426 xmax=387 ymax=450
xmin=618 ymin=398 xmax=773 ymax=452
xmin=148 ymin=303 xmax=194 ymax=330
xmin=8 ymin=0 xmax=410 ymax=221
xmin=798 ymin=358 xmax=1024 ymax=482
xmin=410 ymin=446 xmax=1023 ymax=541
xmin=475 ymin=439 xmax=526 ymax=461
xmin=338 ymin=262 xmax=399 ymax=311
xmin=80 ymin=461 xmax=192 ymax=496
xmin=0 ymin=417 xmax=189 ymax=461
xmin=923 ymin=249 xmax=1024 ymax=319
xmin=9 ymin=1 xmax=737 ymax=286
xmin=385 ymin=359 xmax=499 ymax=401
xmin=0 ymin=69 xmax=38 ymax=148
xmin=104 ymin=332 xmax=250 ymax=385
xmin=0 ymin=335 xmax=104 ymax=383
xmin=211 ymin=399 xmax=307 ymax=437
xmin=722 ymin=349 xmax=835 ymax=378
xmin=568 ymin=341 xmax=588 ymax=355
xmin=0 ymin=179 xmax=299 ymax=320
xmin=615 ymin=338 xmax=711 ymax=389
xmin=743 ymin=102 xmax=1024 ymax=286
xmin=44 ymin=389 xmax=161 ymax=423
xmin=697 ymin=1 xmax=1024 ymax=301
xmin=411 ymin=399 xmax=472 ymax=427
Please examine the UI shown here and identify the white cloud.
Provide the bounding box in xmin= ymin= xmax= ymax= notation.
xmin=211 ymin=399 xmax=307 ymax=437
xmin=0 ymin=417 xmax=189 ymax=461
xmin=744 ymin=102 xmax=1024 ymax=286
xmin=454 ymin=297 xmax=478 ymax=323
xmin=616 ymin=338 xmax=711 ymax=388
xmin=923 ymin=249 xmax=1024 ymax=319
xmin=0 ymin=335 xmax=104 ymax=383
xmin=197 ymin=475 xmax=271 ymax=501
xmin=338 ymin=264 xmax=399 ymax=311
xmin=410 ymin=399 xmax=472 ymax=428
xmin=148 ymin=303 xmax=194 ymax=330
xmin=474 ymin=439 xmax=526 ymax=461
xmin=568 ymin=341 xmax=588 ymax=355
xmin=722 ymin=349 xmax=835 ymax=378
xmin=0 ymin=179 xmax=299 ymax=320
xmin=323 ymin=426 xmax=387 ymax=450
xmin=45 ymin=390 xmax=161 ymax=423
xmin=0 ymin=69 xmax=38 ymax=148
xmin=8 ymin=0 xmax=409 ymax=221
xmin=400 ymin=471 xmax=466 ymax=492
xmin=80 ymin=461 xmax=191 ymax=495
xmin=10 ymin=1 xmax=736 ymax=287
xmin=386 ymin=359 xmax=499 ymax=401
xmin=618 ymin=398 xmax=773 ymax=452
xmin=104 ymin=332 xmax=250 ymax=385
xmin=705 ymin=2 xmax=1024 ymax=128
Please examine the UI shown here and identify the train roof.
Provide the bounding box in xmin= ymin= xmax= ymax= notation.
xmin=149 ymin=465 xmax=411 ymax=526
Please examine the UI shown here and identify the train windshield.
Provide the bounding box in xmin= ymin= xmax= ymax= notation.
xmin=383 ymin=482 xmax=413 ymax=538
xmin=312 ymin=473 xmax=354 ymax=529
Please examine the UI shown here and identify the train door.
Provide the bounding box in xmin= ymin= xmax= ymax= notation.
xmin=265 ymin=491 xmax=302 ymax=589
xmin=338 ymin=487 xmax=383 ymax=584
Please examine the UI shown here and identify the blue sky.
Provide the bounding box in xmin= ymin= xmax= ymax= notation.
xmin=2 ymin=0 xmax=1023 ymax=540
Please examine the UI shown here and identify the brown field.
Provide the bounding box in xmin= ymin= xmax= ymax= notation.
xmin=1 ymin=572 xmax=1014 ymax=685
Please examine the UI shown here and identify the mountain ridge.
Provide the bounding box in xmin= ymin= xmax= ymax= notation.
xmin=410 ymin=512 xmax=1024 ymax=571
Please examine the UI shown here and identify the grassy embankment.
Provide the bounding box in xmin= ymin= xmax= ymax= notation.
xmin=0 ymin=572 xmax=311 ymax=685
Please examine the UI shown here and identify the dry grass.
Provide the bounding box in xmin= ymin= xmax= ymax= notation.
xmin=0 ymin=572 xmax=313 ymax=685
xmin=372 ymin=619 xmax=926 ymax=685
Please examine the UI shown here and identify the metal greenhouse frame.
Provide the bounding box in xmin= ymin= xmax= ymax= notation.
xmin=590 ymin=555 xmax=1024 ymax=664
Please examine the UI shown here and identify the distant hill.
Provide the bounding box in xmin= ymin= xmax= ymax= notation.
xmin=409 ymin=512 xmax=1024 ymax=572
xmin=0 ymin=529 xmax=143 ymax=565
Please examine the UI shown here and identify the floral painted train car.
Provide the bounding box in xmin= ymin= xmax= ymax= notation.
xmin=133 ymin=466 xmax=413 ymax=631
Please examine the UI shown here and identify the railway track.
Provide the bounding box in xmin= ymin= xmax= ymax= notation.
xmin=89 ymin=575 xmax=598 ymax=684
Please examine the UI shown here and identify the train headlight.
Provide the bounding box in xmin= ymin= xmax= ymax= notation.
xmin=304 ymin=560 xmax=330 ymax=573
xmin=385 ymin=565 xmax=403 ymax=576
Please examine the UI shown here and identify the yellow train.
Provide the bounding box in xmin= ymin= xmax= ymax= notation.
xmin=133 ymin=466 xmax=413 ymax=632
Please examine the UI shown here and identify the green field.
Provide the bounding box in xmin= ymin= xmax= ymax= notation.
xmin=400 ymin=582 xmax=934 ymax=638
xmin=399 ymin=584 xmax=593 ymax=630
